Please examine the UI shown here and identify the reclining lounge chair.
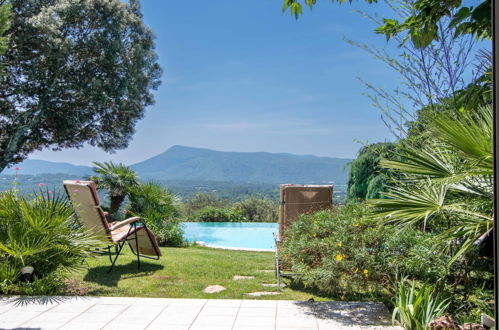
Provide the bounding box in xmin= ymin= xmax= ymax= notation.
xmin=63 ymin=180 xmax=161 ymax=273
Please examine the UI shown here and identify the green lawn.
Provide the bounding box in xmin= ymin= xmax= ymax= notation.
xmin=72 ymin=246 xmax=330 ymax=301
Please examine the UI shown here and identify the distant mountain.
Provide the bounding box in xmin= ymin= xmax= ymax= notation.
xmin=131 ymin=145 xmax=351 ymax=184
xmin=1 ymin=146 xmax=352 ymax=185
xmin=1 ymin=159 xmax=92 ymax=176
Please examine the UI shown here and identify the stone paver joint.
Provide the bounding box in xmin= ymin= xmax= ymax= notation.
xmin=0 ymin=296 xmax=402 ymax=330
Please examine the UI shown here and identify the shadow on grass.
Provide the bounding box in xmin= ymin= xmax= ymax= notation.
xmin=83 ymin=261 xmax=164 ymax=287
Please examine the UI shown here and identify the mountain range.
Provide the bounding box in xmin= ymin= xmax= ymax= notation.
xmin=1 ymin=145 xmax=352 ymax=184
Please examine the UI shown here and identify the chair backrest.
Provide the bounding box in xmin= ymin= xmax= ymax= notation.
xmin=279 ymin=184 xmax=333 ymax=238
xmin=63 ymin=180 xmax=110 ymax=237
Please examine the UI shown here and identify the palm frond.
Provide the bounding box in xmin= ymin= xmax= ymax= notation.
xmin=431 ymin=105 xmax=492 ymax=173
xmin=370 ymin=182 xmax=450 ymax=228
xmin=381 ymin=147 xmax=457 ymax=179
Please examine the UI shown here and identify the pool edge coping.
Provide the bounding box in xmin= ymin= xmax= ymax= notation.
xmin=195 ymin=241 xmax=274 ymax=252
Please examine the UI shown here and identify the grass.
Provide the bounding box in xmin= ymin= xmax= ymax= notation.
xmin=71 ymin=246 xmax=331 ymax=301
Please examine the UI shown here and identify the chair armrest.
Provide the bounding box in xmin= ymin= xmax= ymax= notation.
xmin=109 ymin=217 xmax=141 ymax=231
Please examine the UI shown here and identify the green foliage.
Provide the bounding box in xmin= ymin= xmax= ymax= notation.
xmin=376 ymin=0 xmax=491 ymax=48
xmin=280 ymin=203 xmax=448 ymax=299
xmin=128 ymin=181 xmax=186 ymax=247
xmin=139 ymin=210 xmax=187 ymax=247
xmin=193 ymin=206 xmax=244 ymax=222
xmin=182 ymin=192 xmax=228 ymax=219
xmin=371 ymin=105 xmax=493 ymax=264
xmin=89 ymin=161 xmax=139 ymax=216
xmin=0 ymin=3 xmax=11 ymax=74
xmin=447 ymin=284 xmax=494 ymax=325
xmin=7 ymin=272 xmax=66 ymax=296
xmin=129 ymin=181 xmax=179 ymax=218
xmin=282 ymin=0 xmax=490 ymax=48
xmin=183 ymin=193 xmax=278 ymax=222
xmin=233 ymin=196 xmax=278 ymax=222
xmin=392 ymin=277 xmax=449 ymax=329
xmin=0 ymin=0 xmax=162 ymax=172
xmin=0 ymin=190 xmax=103 ymax=294
xmin=347 ymin=142 xmax=398 ymax=200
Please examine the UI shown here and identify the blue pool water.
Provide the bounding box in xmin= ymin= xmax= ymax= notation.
xmin=182 ymin=222 xmax=278 ymax=250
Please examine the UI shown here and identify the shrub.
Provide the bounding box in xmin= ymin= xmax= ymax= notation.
xmin=194 ymin=206 xmax=244 ymax=222
xmin=181 ymin=192 xmax=227 ymax=218
xmin=280 ymin=203 xmax=449 ymax=299
xmin=139 ymin=210 xmax=187 ymax=247
xmin=234 ymin=196 xmax=278 ymax=222
xmin=128 ymin=182 xmax=186 ymax=247
xmin=0 ymin=190 xmax=102 ymax=295
xmin=129 ymin=181 xmax=179 ymax=218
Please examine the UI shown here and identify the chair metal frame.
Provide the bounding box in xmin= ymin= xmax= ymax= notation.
xmin=64 ymin=181 xmax=160 ymax=273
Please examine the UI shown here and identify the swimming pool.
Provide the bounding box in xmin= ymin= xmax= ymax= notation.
xmin=182 ymin=222 xmax=278 ymax=251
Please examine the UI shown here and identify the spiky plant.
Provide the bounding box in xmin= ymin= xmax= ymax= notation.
xmin=370 ymin=105 xmax=492 ymax=264
xmin=89 ymin=161 xmax=139 ymax=216
xmin=0 ymin=190 xmax=104 ymax=288
xmin=392 ymin=277 xmax=449 ymax=329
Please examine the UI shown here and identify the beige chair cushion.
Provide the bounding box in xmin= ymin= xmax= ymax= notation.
xmin=64 ymin=180 xmax=161 ymax=257
xmin=64 ymin=180 xmax=109 ymax=237
xmin=127 ymin=226 xmax=162 ymax=257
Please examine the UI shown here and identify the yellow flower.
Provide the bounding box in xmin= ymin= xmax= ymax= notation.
xmin=337 ymin=241 xmax=343 ymax=247
xmin=363 ymin=269 xmax=369 ymax=277
xmin=354 ymin=267 xmax=359 ymax=273
xmin=336 ymin=254 xmax=345 ymax=262
xmin=354 ymin=223 xmax=359 ymax=227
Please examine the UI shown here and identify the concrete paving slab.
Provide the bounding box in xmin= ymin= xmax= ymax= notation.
xmin=0 ymin=296 xmax=401 ymax=330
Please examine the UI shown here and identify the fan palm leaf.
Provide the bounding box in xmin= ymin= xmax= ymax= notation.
xmin=88 ymin=161 xmax=139 ymax=215
xmin=431 ymin=105 xmax=492 ymax=173
xmin=370 ymin=105 xmax=492 ymax=264
xmin=90 ymin=161 xmax=139 ymax=196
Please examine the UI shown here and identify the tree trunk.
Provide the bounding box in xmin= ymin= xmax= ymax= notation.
xmin=110 ymin=195 xmax=125 ymax=217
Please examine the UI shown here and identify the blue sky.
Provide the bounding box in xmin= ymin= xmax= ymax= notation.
xmin=33 ymin=0 xmax=404 ymax=165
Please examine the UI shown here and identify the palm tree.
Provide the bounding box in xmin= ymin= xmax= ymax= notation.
xmin=89 ymin=161 xmax=139 ymax=216
xmin=370 ymin=105 xmax=492 ymax=264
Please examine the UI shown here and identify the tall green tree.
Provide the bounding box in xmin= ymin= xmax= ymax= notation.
xmin=282 ymin=0 xmax=490 ymax=48
xmin=0 ymin=0 xmax=162 ymax=172
xmin=347 ymin=142 xmax=398 ymax=200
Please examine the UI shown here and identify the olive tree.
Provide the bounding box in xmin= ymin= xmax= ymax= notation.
xmin=0 ymin=0 xmax=162 ymax=172
xmin=0 ymin=2 xmax=10 ymax=72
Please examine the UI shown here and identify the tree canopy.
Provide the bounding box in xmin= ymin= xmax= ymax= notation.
xmin=0 ymin=2 xmax=10 ymax=73
xmin=347 ymin=142 xmax=398 ymax=200
xmin=0 ymin=0 xmax=162 ymax=172
xmin=282 ymin=0 xmax=491 ymax=48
